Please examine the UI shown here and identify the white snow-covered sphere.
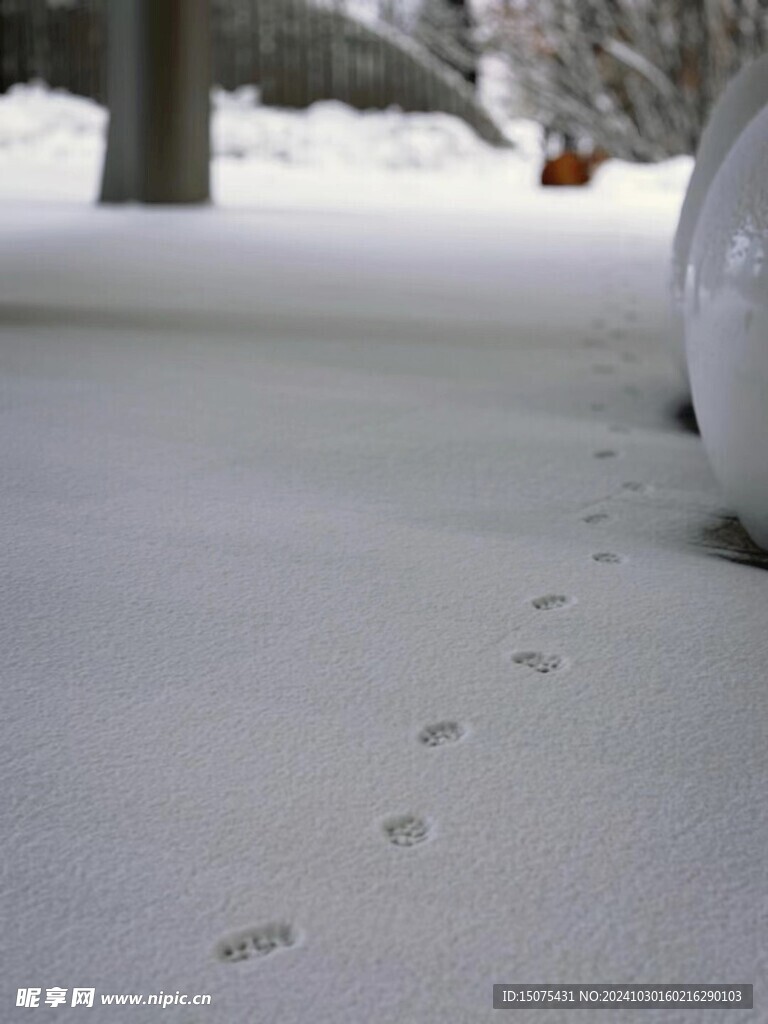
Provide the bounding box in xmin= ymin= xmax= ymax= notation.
xmin=684 ymin=101 xmax=768 ymax=550
xmin=667 ymin=285 xmax=688 ymax=381
xmin=672 ymin=55 xmax=768 ymax=381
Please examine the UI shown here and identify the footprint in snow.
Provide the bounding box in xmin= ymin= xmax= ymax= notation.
xmin=383 ymin=815 xmax=432 ymax=848
xmin=216 ymin=923 xmax=297 ymax=964
xmin=511 ymin=651 xmax=566 ymax=674
xmin=418 ymin=721 xmax=464 ymax=747
xmin=531 ymin=594 xmax=572 ymax=611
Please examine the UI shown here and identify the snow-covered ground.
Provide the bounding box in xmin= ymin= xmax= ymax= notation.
xmin=2 ymin=86 xmax=766 ymax=1023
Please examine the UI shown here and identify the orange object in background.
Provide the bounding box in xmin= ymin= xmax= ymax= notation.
xmin=541 ymin=149 xmax=610 ymax=187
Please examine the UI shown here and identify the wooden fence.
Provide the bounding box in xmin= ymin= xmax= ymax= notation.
xmin=0 ymin=0 xmax=507 ymax=145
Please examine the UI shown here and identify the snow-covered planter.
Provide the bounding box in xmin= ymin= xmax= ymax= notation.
xmin=672 ymin=55 xmax=768 ymax=382
xmin=684 ymin=101 xmax=768 ymax=550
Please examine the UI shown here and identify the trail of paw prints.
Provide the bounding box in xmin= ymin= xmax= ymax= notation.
xmin=383 ymin=814 xmax=432 ymax=848
xmin=216 ymin=923 xmax=298 ymax=964
xmin=418 ymin=721 xmax=464 ymax=747
xmin=510 ymin=651 xmax=567 ymax=674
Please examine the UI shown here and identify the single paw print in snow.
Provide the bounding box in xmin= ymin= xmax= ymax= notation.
xmin=621 ymin=481 xmax=653 ymax=495
xmin=592 ymin=552 xmax=624 ymax=564
xmin=216 ymin=923 xmax=297 ymax=964
xmin=511 ymin=651 xmax=566 ymax=674
xmin=418 ymin=721 xmax=464 ymax=747
xmin=583 ymin=513 xmax=609 ymax=524
xmin=383 ymin=815 xmax=431 ymax=848
xmin=531 ymin=594 xmax=572 ymax=611
xmin=593 ymin=449 xmax=619 ymax=459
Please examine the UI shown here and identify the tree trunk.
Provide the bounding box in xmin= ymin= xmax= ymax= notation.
xmin=100 ymin=0 xmax=210 ymax=204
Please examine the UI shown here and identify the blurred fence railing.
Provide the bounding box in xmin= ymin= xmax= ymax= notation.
xmin=0 ymin=0 xmax=104 ymax=103
xmin=0 ymin=0 xmax=508 ymax=145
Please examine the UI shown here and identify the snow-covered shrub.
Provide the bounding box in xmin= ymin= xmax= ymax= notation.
xmin=485 ymin=0 xmax=768 ymax=161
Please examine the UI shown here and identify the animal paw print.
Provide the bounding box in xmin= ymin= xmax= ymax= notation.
xmin=383 ymin=815 xmax=431 ymax=848
xmin=216 ymin=923 xmax=297 ymax=964
xmin=531 ymin=594 xmax=571 ymax=611
xmin=511 ymin=651 xmax=565 ymax=674
xmin=583 ymin=513 xmax=609 ymax=524
xmin=621 ymin=481 xmax=653 ymax=494
xmin=592 ymin=552 xmax=623 ymax=564
xmin=418 ymin=721 xmax=464 ymax=747
xmin=593 ymin=449 xmax=618 ymax=459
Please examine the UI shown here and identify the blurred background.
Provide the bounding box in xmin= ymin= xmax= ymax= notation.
xmin=3 ymin=0 xmax=766 ymax=208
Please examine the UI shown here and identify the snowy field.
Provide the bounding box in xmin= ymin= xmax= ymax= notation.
xmin=2 ymin=86 xmax=767 ymax=1022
